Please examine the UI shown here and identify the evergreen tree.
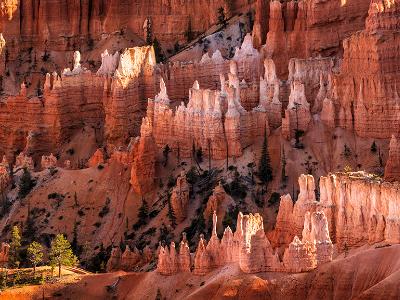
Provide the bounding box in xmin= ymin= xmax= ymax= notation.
xmin=281 ymin=146 xmax=287 ymax=186
xmin=18 ymin=168 xmax=35 ymax=198
xmin=27 ymin=241 xmax=43 ymax=278
xmin=9 ymin=226 xmax=21 ymax=267
xmin=49 ymin=234 xmax=78 ymax=278
xmin=153 ymin=38 xmax=165 ymax=63
xmin=167 ymin=198 xmax=177 ymax=227
xmin=162 ymin=144 xmax=171 ymax=167
xmin=145 ymin=17 xmax=153 ymax=45
xmin=258 ymin=128 xmax=273 ymax=186
xmin=71 ymin=221 xmax=79 ymax=255
xmin=184 ymin=18 xmax=194 ymax=42
xmin=217 ymin=7 xmax=227 ymax=26
xmin=371 ymin=141 xmax=377 ymax=153
xmin=155 ymin=288 xmax=162 ymax=300
xmin=138 ymin=198 xmax=149 ymax=223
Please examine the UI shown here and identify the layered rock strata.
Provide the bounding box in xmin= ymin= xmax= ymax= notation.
xmin=271 ymin=172 xmax=400 ymax=250
xmin=157 ymin=209 xmax=332 ymax=275
xmin=385 ymin=135 xmax=400 ymax=182
xmin=0 ymin=45 xmax=156 ymax=163
xmin=332 ymin=0 xmax=400 ymax=138
xmin=264 ymin=0 xmax=370 ymax=77
xmin=146 ymin=69 xmax=268 ymax=160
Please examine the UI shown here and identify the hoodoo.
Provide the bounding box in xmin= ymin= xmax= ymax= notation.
xmin=0 ymin=1 xmax=399 ymax=299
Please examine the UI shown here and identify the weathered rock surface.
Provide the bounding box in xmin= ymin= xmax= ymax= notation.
xmin=130 ymin=118 xmax=156 ymax=195
xmin=333 ymin=0 xmax=400 ymax=138
xmin=40 ymin=153 xmax=57 ymax=169
xmin=272 ymin=172 xmax=400 ymax=251
xmin=157 ymin=233 xmax=191 ymax=275
xmin=157 ymin=208 xmax=332 ymax=276
xmin=170 ymin=172 xmax=190 ymax=222
xmin=146 ymin=63 xmax=268 ymax=160
xmin=0 ymin=242 xmax=9 ymax=266
xmin=106 ymin=245 xmax=152 ymax=272
xmin=88 ymin=149 xmax=105 ymax=168
xmin=385 ymin=135 xmax=400 ymax=182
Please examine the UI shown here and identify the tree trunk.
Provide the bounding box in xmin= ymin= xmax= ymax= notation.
xmin=58 ymin=263 xmax=61 ymax=278
xmin=33 ymin=264 xmax=36 ymax=278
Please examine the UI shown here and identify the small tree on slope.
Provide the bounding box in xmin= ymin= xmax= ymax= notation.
xmin=50 ymin=234 xmax=78 ymax=278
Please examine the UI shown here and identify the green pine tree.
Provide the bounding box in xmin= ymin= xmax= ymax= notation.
xmin=281 ymin=146 xmax=287 ymax=186
xmin=163 ymin=144 xmax=171 ymax=167
xmin=9 ymin=226 xmax=21 ymax=267
xmin=184 ymin=18 xmax=194 ymax=42
xmin=138 ymin=198 xmax=149 ymax=223
xmin=18 ymin=168 xmax=35 ymax=198
xmin=258 ymin=128 xmax=273 ymax=186
xmin=27 ymin=241 xmax=43 ymax=278
xmin=217 ymin=7 xmax=227 ymax=26
xmin=49 ymin=234 xmax=78 ymax=278
xmin=153 ymin=38 xmax=165 ymax=63
xmin=371 ymin=141 xmax=377 ymax=153
xmin=167 ymin=198 xmax=177 ymax=227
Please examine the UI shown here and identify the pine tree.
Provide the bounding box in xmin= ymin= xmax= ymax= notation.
xmin=18 ymin=168 xmax=35 ymax=198
xmin=258 ymin=128 xmax=273 ymax=186
xmin=167 ymin=198 xmax=177 ymax=227
xmin=138 ymin=198 xmax=149 ymax=223
xmin=184 ymin=18 xmax=194 ymax=42
xmin=49 ymin=234 xmax=78 ymax=278
xmin=281 ymin=146 xmax=287 ymax=186
xmin=371 ymin=141 xmax=377 ymax=153
xmin=27 ymin=241 xmax=43 ymax=278
xmin=217 ymin=7 xmax=227 ymax=26
xmin=71 ymin=221 xmax=78 ymax=254
xmin=153 ymin=38 xmax=165 ymax=63
xmin=9 ymin=226 xmax=21 ymax=267
xmin=145 ymin=17 xmax=153 ymax=45
xmin=163 ymin=144 xmax=171 ymax=167
xmin=156 ymin=288 xmax=162 ymax=300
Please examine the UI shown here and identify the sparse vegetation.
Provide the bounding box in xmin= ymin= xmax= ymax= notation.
xmin=343 ymin=144 xmax=352 ymax=158
xmin=49 ymin=234 xmax=78 ymax=277
xmin=9 ymin=226 xmax=21 ymax=268
xmin=258 ymin=128 xmax=273 ymax=187
xmin=371 ymin=141 xmax=377 ymax=153
xmin=18 ymin=168 xmax=35 ymax=199
xmin=27 ymin=241 xmax=43 ymax=277
xmin=133 ymin=198 xmax=149 ymax=230
xmin=98 ymin=197 xmax=111 ymax=218
xmin=217 ymin=7 xmax=227 ymax=27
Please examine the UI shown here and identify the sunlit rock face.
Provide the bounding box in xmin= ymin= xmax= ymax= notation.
xmin=270 ymin=172 xmax=400 ymax=252
xmin=157 ymin=207 xmax=333 ymax=276
xmin=332 ymin=0 xmax=400 ymax=138
xmin=145 ymin=63 xmax=269 ymax=160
